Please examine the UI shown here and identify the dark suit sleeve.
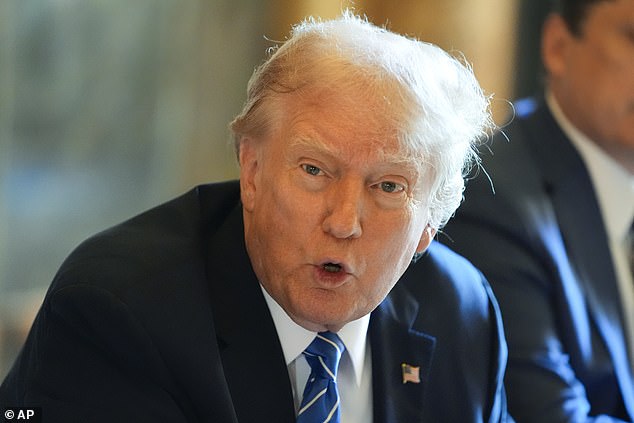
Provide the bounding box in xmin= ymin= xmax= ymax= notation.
xmin=443 ymin=164 xmax=630 ymax=423
xmin=0 ymin=282 xmax=189 ymax=423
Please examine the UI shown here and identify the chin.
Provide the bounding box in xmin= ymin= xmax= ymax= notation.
xmin=292 ymin=303 xmax=353 ymax=331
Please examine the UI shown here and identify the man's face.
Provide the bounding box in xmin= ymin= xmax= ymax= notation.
xmin=545 ymin=0 xmax=634 ymax=170
xmin=239 ymin=92 xmax=435 ymax=332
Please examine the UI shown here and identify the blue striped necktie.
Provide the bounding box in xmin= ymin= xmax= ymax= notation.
xmin=297 ymin=331 xmax=345 ymax=423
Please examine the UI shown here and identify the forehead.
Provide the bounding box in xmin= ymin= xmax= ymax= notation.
xmin=287 ymin=85 xmax=410 ymax=140
xmin=278 ymin=94 xmax=411 ymax=163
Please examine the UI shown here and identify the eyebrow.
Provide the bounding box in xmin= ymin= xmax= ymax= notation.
xmin=288 ymin=135 xmax=337 ymax=156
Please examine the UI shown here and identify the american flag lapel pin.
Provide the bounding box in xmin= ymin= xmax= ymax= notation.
xmin=401 ymin=362 xmax=421 ymax=384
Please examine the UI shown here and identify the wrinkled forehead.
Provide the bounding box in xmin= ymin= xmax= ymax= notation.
xmin=275 ymin=88 xmax=427 ymax=179
xmin=276 ymin=81 xmax=419 ymax=152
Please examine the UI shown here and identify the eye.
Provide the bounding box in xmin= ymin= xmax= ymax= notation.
xmin=378 ymin=181 xmax=405 ymax=193
xmin=301 ymin=164 xmax=323 ymax=176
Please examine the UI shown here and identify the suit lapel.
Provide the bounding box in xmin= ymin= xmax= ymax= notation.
xmin=530 ymin=102 xmax=634 ymax=418
xmin=205 ymin=205 xmax=296 ymax=423
xmin=370 ymin=284 xmax=436 ymax=423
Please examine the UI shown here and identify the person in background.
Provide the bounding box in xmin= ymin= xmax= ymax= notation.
xmin=442 ymin=0 xmax=634 ymax=421
xmin=0 ymin=11 xmax=510 ymax=423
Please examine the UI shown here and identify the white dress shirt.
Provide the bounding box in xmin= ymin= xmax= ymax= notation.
xmin=547 ymin=91 xmax=634 ymax=365
xmin=261 ymin=285 xmax=373 ymax=423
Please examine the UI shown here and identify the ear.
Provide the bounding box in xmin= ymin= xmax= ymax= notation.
xmin=541 ymin=13 xmax=573 ymax=78
xmin=415 ymin=225 xmax=437 ymax=255
xmin=238 ymin=138 xmax=259 ymax=212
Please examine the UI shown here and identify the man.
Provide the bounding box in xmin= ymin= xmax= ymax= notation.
xmin=442 ymin=0 xmax=634 ymax=421
xmin=0 ymin=13 xmax=509 ymax=422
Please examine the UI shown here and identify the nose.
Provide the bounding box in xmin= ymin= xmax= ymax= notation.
xmin=322 ymin=180 xmax=363 ymax=239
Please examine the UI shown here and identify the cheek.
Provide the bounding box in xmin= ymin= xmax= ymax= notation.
xmin=588 ymin=43 xmax=634 ymax=98
xmin=253 ymin=178 xmax=322 ymax=244
xmin=369 ymin=209 xmax=426 ymax=265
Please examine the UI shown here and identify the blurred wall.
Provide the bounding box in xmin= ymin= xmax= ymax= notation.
xmin=0 ymin=0 xmax=267 ymax=379
xmin=0 ymin=0 xmax=522 ymax=379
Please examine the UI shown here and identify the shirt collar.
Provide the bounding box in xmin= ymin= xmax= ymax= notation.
xmin=260 ymin=284 xmax=370 ymax=386
xmin=546 ymin=90 xmax=634 ymax=241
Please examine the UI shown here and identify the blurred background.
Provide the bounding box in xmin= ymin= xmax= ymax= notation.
xmin=0 ymin=0 xmax=550 ymax=380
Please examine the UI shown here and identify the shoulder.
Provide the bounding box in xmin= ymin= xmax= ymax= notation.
xmin=403 ymin=242 xmax=493 ymax=316
xmin=401 ymin=241 xmax=507 ymax=371
xmin=3 ymin=183 xmax=243 ymax=408
xmin=49 ymin=181 xmax=241 ymax=302
xmin=418 ymin=241 xmax=483 ymax=284
xmin=396 ymin=242 xmax=507 ymax=390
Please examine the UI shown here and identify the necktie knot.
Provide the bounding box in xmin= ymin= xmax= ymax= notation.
xmin=303 ymin=331 xmax=345 ymax=381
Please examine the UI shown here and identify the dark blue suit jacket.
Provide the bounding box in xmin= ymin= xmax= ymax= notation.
xmin=443 ymin=97 xmax=634 ymax=422
xmin=1 ymin=181 xmax=509 ymax=422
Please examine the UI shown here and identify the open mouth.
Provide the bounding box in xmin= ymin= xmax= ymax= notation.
xmin=322 ymin=262 xmax=343 ymax=273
